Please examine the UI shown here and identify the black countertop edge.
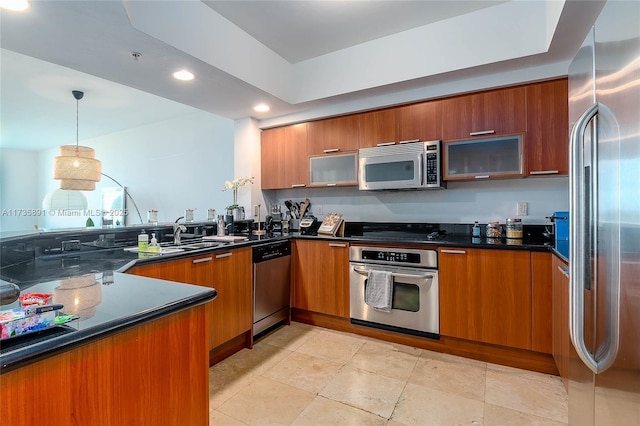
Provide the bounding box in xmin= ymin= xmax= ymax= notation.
xmin=0 ymin=286 xmax=217 ymax=373
xmin=293 ymin=234 xmax=554 ymax=252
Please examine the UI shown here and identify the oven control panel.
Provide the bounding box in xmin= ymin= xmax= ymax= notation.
xmin=350 ymin=246 xmax=438 ymax=268
xmin=361 ymin=250 xmax=421 ymax=264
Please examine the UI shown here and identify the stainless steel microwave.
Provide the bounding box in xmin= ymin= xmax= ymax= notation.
xmin=358 ymin=140 xmax=445 ymax=190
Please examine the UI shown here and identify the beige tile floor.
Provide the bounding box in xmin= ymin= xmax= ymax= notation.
xmin=209 ymin=322 xmax=568 ymax=425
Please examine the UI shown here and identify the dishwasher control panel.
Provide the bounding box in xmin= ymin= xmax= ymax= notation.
xmin=252 ymin=240 xmax=291 ymax=263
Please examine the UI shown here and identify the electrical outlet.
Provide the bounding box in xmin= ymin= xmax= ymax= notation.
xmin=517 ymin=202 xmax=528 ymax=216
xmin=317 ymin=204 xmax=323 ymax=215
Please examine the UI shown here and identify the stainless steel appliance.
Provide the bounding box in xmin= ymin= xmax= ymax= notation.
xmin=252 ymin=240 xmax=291 ymax=336
xmin=358 ymin=140 xmax=444 ymax=190
xmin=568 ymin=1 xmax=639 ymax=423
xmin=349 ymin=246 xmax=439 ymax=338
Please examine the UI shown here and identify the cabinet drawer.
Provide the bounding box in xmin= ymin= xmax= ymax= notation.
xmin=443 ymin=133 xmax=524 ymax=180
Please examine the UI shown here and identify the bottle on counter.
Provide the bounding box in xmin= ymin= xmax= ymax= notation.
xmin=472 ymin=221 xmax=481 ymax=237
xmin=217 ymin=215 xmax=226 ymax=236
xmin=148 ymin=233 xmax=160 ymax=252
xmin=138 ymin=230 xmax=149 ymax=251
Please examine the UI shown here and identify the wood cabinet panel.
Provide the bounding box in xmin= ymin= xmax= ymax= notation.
xmin=307 ymin=115 xmax=359 ymax=155
xmin=210 ymin=247 xmax=253 ymax=347
xmin=526 ymin=78 xmax=569 ymax=176
xmin=261 ymin=124 xmax=308 ymax=189
xmin=397 ymin=100 xmax=443 ymax=142
xmin=128 ymin=248 xmax=252 ymax=350
xmin=0 ymin=306 xmax=209 ymax=425
xmin=531 ymin=251 xmax=552 ymax=354
xmin=552 ymin=255 xmax=570 ymax=390
xmin=442 ymin=87 xmax=526 ymax=140
xmin=292 ymin=240 xmax=349 ymax=318
xmin=358 ymin=108 xmax=398 ymax=148
xmin=439 ymin=247 xmax=532 ymax=350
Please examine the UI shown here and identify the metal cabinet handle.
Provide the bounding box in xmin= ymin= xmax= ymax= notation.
xmin=376 ymin=142 xmax=396 ymax=147
xmin=558 ymin=265 xmax=569 ymax=278
xmin=569 ymin=102 xmax=619 ymax=374
xmin=291 ymin=184 xmax=306 ymax=188
xmin=215 ymin=252 xmax=232 ymax=259
xmin=323 ymin=148 xmax=340 ymax=153
xmin=329 ymin=243 xmax=347 ymax=248
xmin=353 ymin=267 xmax=433 ymax=280
xmin=469 ymin=130 xmax=495 ymax=136
xmin=441 ymin=249 xmax=466 ymax=254
xmin=192 ymin=257 xmax=212 ymax=264
xmin=474 ymin=175 xmax=490 ymax=179
xmin=327 ymin=183 xmax=337 ymax=187
xmin=530 ymin=170 xmax=560 ymax=175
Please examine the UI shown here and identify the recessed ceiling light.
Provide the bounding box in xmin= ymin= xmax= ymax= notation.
xmin=254 ymin=104 xmax=270 ymax=112
xmin=0 ymin=0 xmax=30 ymax=11
xmin=173 ymin=70 xmax=194 ymax=81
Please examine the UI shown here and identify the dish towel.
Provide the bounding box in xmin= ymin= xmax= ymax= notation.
xmin=365 ymin=270 xmax=393 ymax=312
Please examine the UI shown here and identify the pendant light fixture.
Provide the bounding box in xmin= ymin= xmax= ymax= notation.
xmin=53 ymin=90 xmax=102 ymax=191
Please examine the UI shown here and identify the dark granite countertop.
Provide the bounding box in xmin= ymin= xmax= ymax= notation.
xmin=0 ymin=272 xmax=216 ymax=372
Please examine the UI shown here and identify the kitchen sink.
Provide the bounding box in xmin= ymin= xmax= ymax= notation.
xmin=178 ymin=241 xmax=226 ymax=250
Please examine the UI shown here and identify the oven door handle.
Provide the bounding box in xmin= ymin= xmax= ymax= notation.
xmin=353 ymin=266 xmax=433 ymax=280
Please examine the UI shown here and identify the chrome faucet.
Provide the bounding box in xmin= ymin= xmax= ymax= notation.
xmin=173 ymin=216 xmax=187 ymax=245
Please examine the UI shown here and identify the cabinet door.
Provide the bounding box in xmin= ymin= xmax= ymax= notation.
xmin=531 ymin=252 xmax=552 ymax=354
xmin=442 ymin=87 xmax=526 ymax=140
xmin=186 ymin=254 xmax=216 ymax=350
xmin=526 ymin=79 xmax=569 ymax=176
xmin=439 ymin=247 xmax=532 ymax=349
xmin=309 ymin=153 xmax=358 ymax=187
xmin=552 ymin=255 xmax=570 ymax=390
xmin=442 ymin=95 xmax=473 ymax=140
xmin=397 ymin=100 xmax=442 ymax=142
xmin=292 ymin=240 xmax=349 ymax=318
xmin=261 ymin=124 xmax=308 ymax=189
xmin=210 ymin=247 xmax=253 ymax=347
xmin=358 ymin=109 xmax=398 ymax=148
xmin=307 ymin=115 xmax=359 ymax=155
xmin=473 ymin=86 xmax=526 ymax=136
xmin=127 ymin=257 xmax=190 ymax=282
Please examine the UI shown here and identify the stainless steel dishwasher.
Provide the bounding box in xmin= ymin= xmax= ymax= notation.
xmin=252 ymin=240 xmax=291 ymax=336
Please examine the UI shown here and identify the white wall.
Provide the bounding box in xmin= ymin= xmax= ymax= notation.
xmin=22 ymin=110 xmax=234 ymax=231
xmin=0 ymin=149 xmax=41 ymax=232
xmin=265 ymin=177 xmax=568 ymax=225
xmin=234 ymin=117 xmax=267 ymax=220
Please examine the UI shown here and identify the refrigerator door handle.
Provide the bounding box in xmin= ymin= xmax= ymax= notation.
xmin=569 ymin=102 xmax=600 ymax=374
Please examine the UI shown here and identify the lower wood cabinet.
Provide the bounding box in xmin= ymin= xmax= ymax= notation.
xmin=128 ymin=247 xmax=252 ymax=350
xmin=531 ymin=252 xmax=553 ymax=354
xmin=292 ymin=239 xmax=350 ymax=318
xmin=552 ymin=254 xmax=570 ymax=389
xmin=438 ymin=247 xmax=532 ymax=350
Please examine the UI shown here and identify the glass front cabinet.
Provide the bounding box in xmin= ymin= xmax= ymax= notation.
xmin=309 ymin=152 xmax=358 ymax=187
xmin=443 ymin=134 xmax=524 ymax=180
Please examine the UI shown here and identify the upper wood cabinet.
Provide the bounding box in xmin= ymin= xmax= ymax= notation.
xmin=397 ymin=100 xmax=443 ymax=142
xmin=261 ymin=124 xmax=308 ymax=189
xmin=358 ymin=108 xmax=398 ymax=148
xmin=307 ymin=115 xmax=359 ymax=155
xmin=442 ymin=86 xmax=527 ymax=140
xmin=292 ymin=239 xmax=350 ymax=318
xmin=438 ymin=247 xmax=532 ymax=350
xmin=526 ymin=78 xmax=569 ymax=176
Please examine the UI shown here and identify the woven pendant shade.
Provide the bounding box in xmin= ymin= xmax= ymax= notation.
xmin=53 ymin=145 xmax=102 ymax=190
xmin=52 ymin=90 xmax=102 ymax=191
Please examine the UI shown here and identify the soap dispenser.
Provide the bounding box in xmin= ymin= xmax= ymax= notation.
xmin=148 ymin=233 xmax=160 ymax=252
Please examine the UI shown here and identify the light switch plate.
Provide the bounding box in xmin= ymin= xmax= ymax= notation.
xmin=517 ymin=202 xmax=528 ymax=216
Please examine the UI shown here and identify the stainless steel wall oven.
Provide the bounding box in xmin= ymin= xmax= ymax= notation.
xmin=349 ymin=246 xmax=439 ymax=338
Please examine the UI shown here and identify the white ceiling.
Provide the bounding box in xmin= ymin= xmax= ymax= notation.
xmin=0 ymin=0 xmax=605 ymax=151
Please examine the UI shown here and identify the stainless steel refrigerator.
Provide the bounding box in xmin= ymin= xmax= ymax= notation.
xmin=568 ymin=0 xmax=639 ymax=424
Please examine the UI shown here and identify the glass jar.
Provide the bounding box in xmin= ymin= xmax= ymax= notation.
xmin=486 ymin=222 xmax=502 ymax=238
xmin=506 ymin=218 xmax=523 ymax=239
xmin=147 ymin=209 xmax=158 ymax=224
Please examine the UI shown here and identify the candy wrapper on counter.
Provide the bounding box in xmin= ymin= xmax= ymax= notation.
xmin=0 ymin=308 xmax=56 ymax=340
xmin=19 ymin=292 xmax=53 ymax=306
